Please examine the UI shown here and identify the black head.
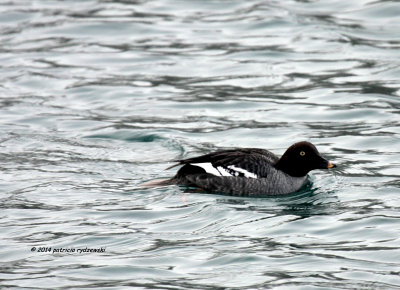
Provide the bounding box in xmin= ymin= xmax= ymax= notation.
xmin=275 ymin=141 xmax=336 ymax=177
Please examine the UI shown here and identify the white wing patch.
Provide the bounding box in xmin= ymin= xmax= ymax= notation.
xmin=191 ymin=163 xmax=258 ymax=179
xmin=191 ymin=163 xmax=231 ymax=176
xmin=227 ymin=165 xmax=258 ymax=179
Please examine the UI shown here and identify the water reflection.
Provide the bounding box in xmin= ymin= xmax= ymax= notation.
xmin=1 ymin=0 xmax=400 ymax=288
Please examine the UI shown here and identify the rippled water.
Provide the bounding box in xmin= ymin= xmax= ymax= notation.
xmin=1 ymin=0 xmax=400 ymax=288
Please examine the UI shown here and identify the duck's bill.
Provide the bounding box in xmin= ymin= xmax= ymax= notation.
xmin=319 ymin=157 xmax=336 ymax=169
xmin=327 ymin=162 xmax=336 ymax=169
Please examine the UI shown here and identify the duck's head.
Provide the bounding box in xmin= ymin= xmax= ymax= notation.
xmin=275 ymin=141 xmax=336 ymax=177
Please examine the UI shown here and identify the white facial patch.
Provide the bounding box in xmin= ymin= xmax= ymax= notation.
xmin=227 ymin=165 xmax=258 ymax=179
xmin=191 ymin=163 xmax=257 ymax=179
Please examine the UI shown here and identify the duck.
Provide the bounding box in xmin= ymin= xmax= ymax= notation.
xmin=141 ymin=141 xmax=336 ymax=196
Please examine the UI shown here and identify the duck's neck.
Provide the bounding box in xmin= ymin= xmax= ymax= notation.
xmin=275 ymin=157 xmax=308 ymax=177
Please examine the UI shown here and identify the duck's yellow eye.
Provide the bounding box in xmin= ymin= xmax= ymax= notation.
xmin=300 ymin=151 xmax=306 ymax=156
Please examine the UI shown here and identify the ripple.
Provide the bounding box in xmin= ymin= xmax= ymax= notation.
xmin=1 ymin=0 xmax=400 ymax=289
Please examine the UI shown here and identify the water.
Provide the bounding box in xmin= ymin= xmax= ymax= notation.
xmin=1 ymin=0 xmax=400 ymax=288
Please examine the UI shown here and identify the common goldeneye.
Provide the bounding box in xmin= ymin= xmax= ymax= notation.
xmin=142 ymin=141 xmax=336 ymax=196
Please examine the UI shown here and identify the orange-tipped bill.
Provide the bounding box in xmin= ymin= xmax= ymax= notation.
xmin=327 ymin=162 xmax=336 ymax=169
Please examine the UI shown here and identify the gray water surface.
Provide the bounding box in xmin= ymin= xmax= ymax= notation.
xmin=1 ymin=0 xmax=400 ymax=289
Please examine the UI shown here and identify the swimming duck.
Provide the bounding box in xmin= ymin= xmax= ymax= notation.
xmin=142 ymin=141 xmax=336 ymax=196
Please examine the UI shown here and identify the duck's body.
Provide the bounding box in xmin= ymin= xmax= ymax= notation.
xmin=142 ymin=141 xmax=336 ymax=196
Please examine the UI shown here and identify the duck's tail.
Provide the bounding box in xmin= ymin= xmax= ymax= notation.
xmin=140 ymin=178 xmax=175 ymax=188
